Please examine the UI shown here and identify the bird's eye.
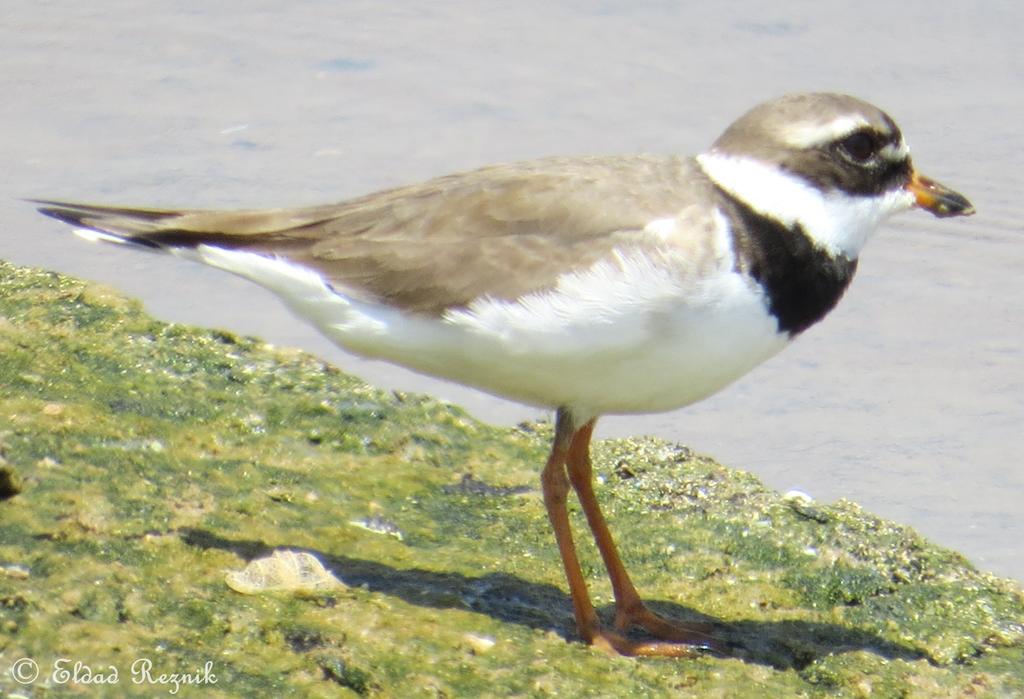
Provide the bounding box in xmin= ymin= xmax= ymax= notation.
xmin=837 ymin=130 xmax=879 ymax=163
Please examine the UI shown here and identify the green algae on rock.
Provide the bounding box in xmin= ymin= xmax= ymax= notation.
xmin=0 ymin=260 xmax=1022 ymax=697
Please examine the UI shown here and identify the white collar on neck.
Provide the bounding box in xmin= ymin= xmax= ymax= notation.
xmin=696 ymin=152 xmax=914 ymax=259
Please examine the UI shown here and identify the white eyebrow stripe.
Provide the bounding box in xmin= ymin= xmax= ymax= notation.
xmin=780 ymin=116 xmax=871 ymax=148
xmin=881 ymin=140 xmax=911 ymax=160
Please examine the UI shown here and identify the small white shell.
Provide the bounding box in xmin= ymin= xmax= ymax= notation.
xmin=783 ymin=489 xmax=814 ymax=504
xmin=225 ymin=550 xmax=343 ymax=595
xmin=463 ymin=633 xmax=497 ymax=654
xmin=1 ymin=564 xmax=30 ymax=579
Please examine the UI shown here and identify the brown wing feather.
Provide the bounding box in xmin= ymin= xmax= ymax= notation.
xmin=36 ymin=155 xmax=717 ymax=314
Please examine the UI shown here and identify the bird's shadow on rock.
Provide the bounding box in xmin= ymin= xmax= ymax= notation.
xmin=181 ymin=527 xmax=931 ymax=670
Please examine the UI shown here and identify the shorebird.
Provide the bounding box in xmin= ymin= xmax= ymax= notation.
xmin=35 ymin=92 xmax=974 ymax=656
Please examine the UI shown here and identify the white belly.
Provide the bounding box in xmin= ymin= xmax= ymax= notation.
xmin=430 ymin=256 xmax=787 ymax=417
xmin=188 ymin=245 xmax=790 ymax=420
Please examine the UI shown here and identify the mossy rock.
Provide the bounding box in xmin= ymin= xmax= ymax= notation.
xmin=1 ymin=260 xmax=1021 ymax=697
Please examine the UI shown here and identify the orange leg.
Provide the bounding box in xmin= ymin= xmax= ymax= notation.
xmin=565 ymin=419 xmax=724 ymax=656
xmin=540 ymin=408 xmax=724 ymax=657
xmin=540 ymin=410 xmax=605 ymax=645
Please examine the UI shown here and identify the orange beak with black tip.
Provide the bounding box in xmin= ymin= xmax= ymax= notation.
xmin=908 ymin=171 xmax=975 ymax=218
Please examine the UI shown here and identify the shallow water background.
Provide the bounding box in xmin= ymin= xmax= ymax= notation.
xmin=1 ymin=2 xmax=1021 ymax=581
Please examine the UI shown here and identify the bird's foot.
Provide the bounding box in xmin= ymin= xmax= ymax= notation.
xmin=581 ymin=602 xmax=728 ymax=657
xmin=585 ymin=625 xmax=716 ymax=658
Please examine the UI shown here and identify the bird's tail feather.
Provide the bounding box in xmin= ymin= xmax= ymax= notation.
xmin=31 ymin=199 xmax=337 ymax=250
